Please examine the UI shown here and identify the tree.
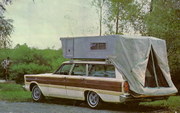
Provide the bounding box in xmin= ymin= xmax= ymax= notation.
xmin=0 ymin=16 xmax=13 ymax=48
xmin=144 ymin=0 xmax=180 ymax=71
xmin=0 ymin=0 xmax=13 ymax=48
xmin=92 ymin=0 xmax=105 ymax=36
xmin=104 ymin=0 xmax=142 ymax=35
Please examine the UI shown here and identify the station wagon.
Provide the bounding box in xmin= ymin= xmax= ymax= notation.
xmin=24 ymin=60 xmax=173 ymax=108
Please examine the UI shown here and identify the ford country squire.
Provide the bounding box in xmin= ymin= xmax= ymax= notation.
xmin=24 ymin=61 xmax=130 ymax=108
xmin=24 ymin=60 xmax=173 ymax=108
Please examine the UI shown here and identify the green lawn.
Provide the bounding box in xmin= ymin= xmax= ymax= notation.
xmin=0 ymin=83 xmax=31 ymax=102
xmin=140 ymin=96 xmax=180 ymax=112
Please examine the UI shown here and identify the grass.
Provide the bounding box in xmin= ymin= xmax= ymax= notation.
xmin=0 ymin=83 xmax=31 ymax=102
xmin=141 ymin=96 xmax=180 ymax=112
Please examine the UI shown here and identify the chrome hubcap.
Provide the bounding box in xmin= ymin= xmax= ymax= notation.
xmin=33 ymin=87 xmax=41 ymax=100
xmin=88 ymin=92 xmax=99 ymax=107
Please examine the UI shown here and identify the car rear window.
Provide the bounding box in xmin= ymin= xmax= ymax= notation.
xmin=88 ymin=64 xmax=115 ymax=78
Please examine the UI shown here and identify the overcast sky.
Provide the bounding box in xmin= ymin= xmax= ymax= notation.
xmin=5 ymin=0 xmax=99 ymax=49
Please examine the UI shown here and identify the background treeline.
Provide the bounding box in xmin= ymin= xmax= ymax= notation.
xmin=0 ymin=44 xmax=67 ymax=83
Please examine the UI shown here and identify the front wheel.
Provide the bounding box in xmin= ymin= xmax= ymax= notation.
xmin=86 ymin=91 xmax=102 ymax=109
xmin=32 ymin=85 xmax=44 ymax=102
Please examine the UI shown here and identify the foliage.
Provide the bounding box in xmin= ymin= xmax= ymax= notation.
xmin=103 ymin=0 xmax=142 ymax=34
xmin=0 ymin=0 xmax=12 ymax=14
xmin=0 ymin=0 xmax=13 ymax=48
xmin=0 ymin=16 xmax=13 ymax=48
xmin=0 ymin=44 xmax=68 ymax=83
xmin=11 ymin=63 xmax=51 ymax=84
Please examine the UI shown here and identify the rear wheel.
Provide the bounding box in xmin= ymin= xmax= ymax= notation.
xmin=86 ymin=91 xmax=102 ymax=109
xmin=32 ymin=85 xmax=44 ymax=102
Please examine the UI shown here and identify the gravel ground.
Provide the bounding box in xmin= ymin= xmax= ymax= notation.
xmin=0 ymin=99 xmax=169 ymax=113
xmin=0 ymin=101 xmax=126 ymax=113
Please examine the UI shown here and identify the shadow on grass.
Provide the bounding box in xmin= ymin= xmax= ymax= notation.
xmin=38 ymin=97 xmax=169 ymax=112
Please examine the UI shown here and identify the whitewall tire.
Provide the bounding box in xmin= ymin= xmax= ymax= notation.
xmin=32 ymin=85 xmax=44 ymax=102
xmin=86 ymin=91 xmax=102 ymax=109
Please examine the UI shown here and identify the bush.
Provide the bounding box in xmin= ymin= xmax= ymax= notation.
xmin=0 ymin=44 xmax=67 ymax=84
xmin=11 ymin=63 xmax=51 ymax=84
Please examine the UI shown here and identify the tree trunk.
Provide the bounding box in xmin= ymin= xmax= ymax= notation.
xmin=99 ymin=5 xmax=102 ymax=36
xmin=150 ymin=0 xmax=154 ymax=12
xmin=115 ymin=3 xmax=120 ymax=34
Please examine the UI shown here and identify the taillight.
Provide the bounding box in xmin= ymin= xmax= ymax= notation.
xmin=123 ymin=81 xmax=129 ymax=93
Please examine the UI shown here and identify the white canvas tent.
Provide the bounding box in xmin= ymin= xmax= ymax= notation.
xmin=60 ymin=35 xmax=177 ymax=96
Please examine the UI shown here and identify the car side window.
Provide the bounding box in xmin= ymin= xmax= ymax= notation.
xmin=71 ymin=64 xmax=86 ymax=76
xmin=105 ymin=65 xmax=115 ymax=78
xmin=89 ymin=64 xmax=115 ymax=78
xmin=55 ymin=64 xmax=72 ymax=75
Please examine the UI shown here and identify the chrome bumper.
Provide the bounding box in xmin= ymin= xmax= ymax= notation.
xmin=22 ymin=85 xmax=26 ymax=91
xmin=119 ymin=94 xmax=131 ymax=102
xmin=119 ymin=94 xmax=169 ymax=103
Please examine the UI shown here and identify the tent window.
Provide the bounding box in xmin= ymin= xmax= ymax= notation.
xmin=90 ymin=43 xmax=106 ymax=50
xmin=145 ymin=48 xmax=169 ymax=87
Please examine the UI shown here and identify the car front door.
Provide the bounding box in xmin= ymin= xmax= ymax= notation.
xmin=66 ymin=63 xmax=87 ymax=100
xmin=48 ymin=63 xmax=73 ymax=97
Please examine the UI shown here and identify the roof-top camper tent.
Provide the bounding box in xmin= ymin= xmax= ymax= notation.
xmin=60 ymin=35 xmax=177 ymax=96
xmin=61 ymin=36 xmax=117 ymax=59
